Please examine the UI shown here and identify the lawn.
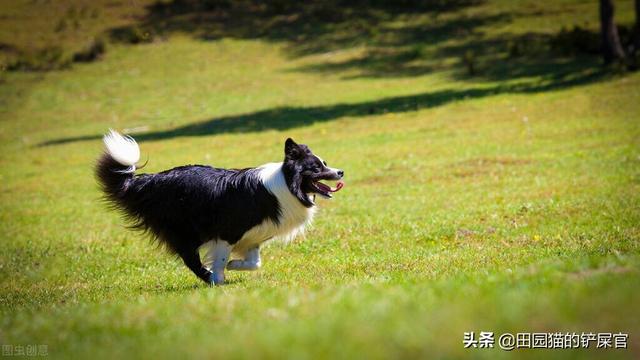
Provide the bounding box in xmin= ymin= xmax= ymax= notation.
xmin=1 ymin=0 xmax=639 ymax=358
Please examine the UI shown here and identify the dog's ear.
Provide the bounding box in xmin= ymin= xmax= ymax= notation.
xmin=284 ymin=138 xmax=302 ymax=160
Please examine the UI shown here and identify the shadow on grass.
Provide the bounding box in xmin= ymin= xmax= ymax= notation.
xmin=292 ymin=28 xmax=607 ymax=79
xmin=36 ymin=0 xmax=619 ymax=146
xmin=109 ymin=0 xmax=484 ymax=57
xmin=107 ymin=0 xmax=608 ymax=79
xmin=39 ymin=60 xmax=608 ymax=147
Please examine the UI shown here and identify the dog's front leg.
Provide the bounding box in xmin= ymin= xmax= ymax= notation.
xmin=227 ymin=246 xmax=261 ymax=271
xmin=204 ymin=240 xmax=232 ymax=285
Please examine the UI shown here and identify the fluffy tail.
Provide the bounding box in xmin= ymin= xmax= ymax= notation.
xmin=95 ymin=130 xmax=140 ymax=203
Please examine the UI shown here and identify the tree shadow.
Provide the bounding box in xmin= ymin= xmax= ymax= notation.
xmin=106 ymin=0 xmax=608 ymax=81
xmin=289 ymin=12 xmax=512 ymax=78
xmin=291 ymin=24 xmax=609 ymax=80
xmin=110 ymin=0 xmax=483 ymax=57
xmin=38 ymin=63 xmax=608 ymax=147
xmin=37 ymin=0 xmax=620 ymax=146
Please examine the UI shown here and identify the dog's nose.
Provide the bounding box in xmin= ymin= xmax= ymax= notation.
xmin=337 ymin=169 xmax=344 ymax=178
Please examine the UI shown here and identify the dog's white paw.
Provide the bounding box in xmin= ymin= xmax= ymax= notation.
xmin=209 ymin=271 xmax=225 ymax=286
xmin=227 ymin=260 xmax=261 ymax=271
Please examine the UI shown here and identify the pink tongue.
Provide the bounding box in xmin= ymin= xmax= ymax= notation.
xmin=330 ymin=181 xmax=344 ymax=192
xmin=317 ymin=180 xmax=344 ymax=193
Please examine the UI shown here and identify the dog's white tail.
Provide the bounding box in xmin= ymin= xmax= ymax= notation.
xmin=103 ymin=129 xmax=140 ymax=169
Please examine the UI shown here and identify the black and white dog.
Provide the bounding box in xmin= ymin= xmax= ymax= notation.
xmin=95 ymin=131 xmax=344 ymax=285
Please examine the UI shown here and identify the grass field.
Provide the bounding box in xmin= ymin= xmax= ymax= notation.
xmin=1 ymin=0 xmax=639 ymax=358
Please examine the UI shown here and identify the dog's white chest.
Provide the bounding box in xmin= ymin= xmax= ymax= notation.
xmin=232 ymin=207 xmax=313 ymax=255
xmin=232 ymin=163 xmax=315 ymax=256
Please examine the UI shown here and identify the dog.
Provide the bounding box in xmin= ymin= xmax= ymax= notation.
xmin=95 ymin=130 xmax=344 ymax=285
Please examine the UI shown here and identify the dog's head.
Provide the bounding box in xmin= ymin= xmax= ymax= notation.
xmin=282 ymin=138 xmax=344 ymax=207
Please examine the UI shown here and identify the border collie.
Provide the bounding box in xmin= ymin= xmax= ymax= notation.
xmin=95 ymin=130 xmax=344 ymax=285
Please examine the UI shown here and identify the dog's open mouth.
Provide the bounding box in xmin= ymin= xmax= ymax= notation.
xmin=311 ymin=180 xmax=344 ymax=199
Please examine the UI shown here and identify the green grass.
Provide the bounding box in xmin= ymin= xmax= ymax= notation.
xmin=1 ymin=0 xmax=639 ymax=358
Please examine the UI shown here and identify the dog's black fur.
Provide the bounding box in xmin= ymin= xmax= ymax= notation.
xmin=96 ymin=137 xmax=342 ymax=284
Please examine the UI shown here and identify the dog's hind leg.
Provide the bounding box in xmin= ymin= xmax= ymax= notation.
xmin=227 ymin=246 xmax=261 ymax=271
xmin=179 ymin=249 xmax=214 ymax=285
xmin=201 ymin=240 xmax=233 ymax=285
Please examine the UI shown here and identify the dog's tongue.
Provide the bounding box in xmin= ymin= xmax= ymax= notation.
xmin=330 ymin=181 xmax=344 ymax=192
xmin=317 ymin=180 xmax=344 ymax=193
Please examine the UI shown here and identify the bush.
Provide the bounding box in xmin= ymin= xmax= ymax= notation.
xmin=72 ymin=38 xmax=106 ymax=62
xmin=109 ymin=26 xmax=156 ymax=44
xmin=7 ymin=47 xmax=71 ymax=71
xmin=5 ymin=37 xmax=106 ymax=72
xmin=550 ymin=26 xmax=600 ymax=55
xmin=506 ymin=34 xmax=550 ymax=59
